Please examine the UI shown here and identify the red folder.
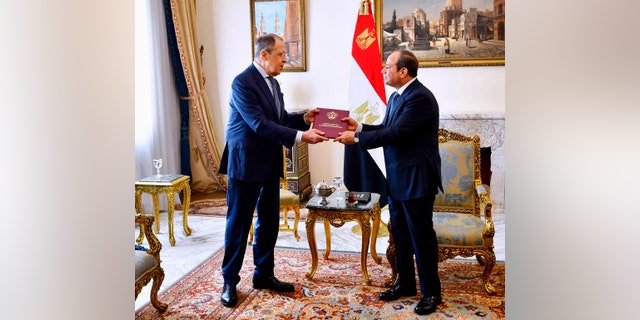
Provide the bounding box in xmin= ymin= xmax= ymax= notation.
xmin=312 ymin=108 xmax=350 ymax=139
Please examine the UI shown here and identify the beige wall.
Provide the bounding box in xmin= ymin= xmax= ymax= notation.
xmin=197 ymin=0 xmax=504 ymax=185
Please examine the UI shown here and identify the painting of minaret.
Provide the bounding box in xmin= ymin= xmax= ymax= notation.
xmin=260 ymin=12 xmax=266 ymax=35
xmin=283 ymin=0 xmax=302 ymax=68
xmin=274 ymin=12 xmax=280 ymax=35
xmin=252 ymin=0 xmax=306 ymax=71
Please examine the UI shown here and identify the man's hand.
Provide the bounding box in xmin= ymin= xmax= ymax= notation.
xmin=302 ymin=128 xmax=329 ymax=144
xmin=304 ymin=108 xmax=320 ymax=124
xmin=340 ymin=117 xmax=358 ymax=131
xmin=335 ymin=131 xmax=357 ymax=145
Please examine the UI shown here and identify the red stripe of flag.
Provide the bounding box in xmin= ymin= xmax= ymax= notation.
xmin=351 ymin=0 xmax=386 ymax=105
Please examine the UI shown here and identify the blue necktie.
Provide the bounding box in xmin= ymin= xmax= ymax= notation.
xmin=267 ymin=77 xmax=282 ymax=119
xmin=385 ymin=94 xmax=399 ymax=126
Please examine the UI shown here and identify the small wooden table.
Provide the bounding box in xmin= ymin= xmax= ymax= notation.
xmin=135 ymin=174 xmax=191 ymax=246
xmin=304 ymin=192 xmax=381 ymax=285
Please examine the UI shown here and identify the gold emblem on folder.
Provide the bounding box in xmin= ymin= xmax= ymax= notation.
xmin=326 ymin=111 xmax=338 ymax=120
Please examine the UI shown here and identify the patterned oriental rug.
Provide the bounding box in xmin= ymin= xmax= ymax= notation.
xmin=135 ymin=247 xmax=505 ymax=319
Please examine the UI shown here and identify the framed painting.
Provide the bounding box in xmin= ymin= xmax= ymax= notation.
xmin=374 ymin=0 xmax=505 ymax=67
xmin=250 ymin=0 xmax=307 ymax=72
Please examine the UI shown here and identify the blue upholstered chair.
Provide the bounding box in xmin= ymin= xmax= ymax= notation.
xmin=135 ymin=214 xmax=168 ymax=312
xmin=386 ymin=129 xmax=497 ymax=294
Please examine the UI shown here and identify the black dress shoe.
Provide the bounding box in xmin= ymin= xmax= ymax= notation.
xmin=414 ymin=295 xmax=442 ymax=315
xmin=378 ymin=283 xmax=417 ymax=301
xmin=252 ymin=275 xmax=295 ymax=292
xmin=220 ymin=283 xmax=237 ymax=307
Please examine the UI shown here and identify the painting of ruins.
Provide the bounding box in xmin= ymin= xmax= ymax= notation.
xmin=375 ymin=0 xmax=505 ymax=67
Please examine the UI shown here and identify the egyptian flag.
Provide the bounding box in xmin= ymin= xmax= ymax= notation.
xmin=344 ymin=0 xmax=388 ymax=207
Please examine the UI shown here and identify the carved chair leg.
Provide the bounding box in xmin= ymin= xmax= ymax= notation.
xmin=385 ymin=220 xmax=397 ymax=287
xmin=149 ymin=271 xmax=168 ymax=312
xmin=478 ymin=250 xmax=497 ymax=295
xmin=476 ymin=254 xmax=487 ymax=266
xmin=292 ymin=207 xmax=301 ymax=241
xmin=248 ymin=219 xmax=255 ymax=245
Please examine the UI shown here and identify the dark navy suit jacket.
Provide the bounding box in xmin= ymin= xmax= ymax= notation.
xmin=218 ymin=64 xmax=311 ymax=284
xmin=219 ymin=64 xmax=308 ymax=181
xmin=358 ymin=79 xmax=443 ymax=200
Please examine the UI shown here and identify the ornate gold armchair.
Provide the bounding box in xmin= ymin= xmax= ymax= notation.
xmin=386 ymin=129 xmax=497 ymax=294
xmin=135 ymin=214 xmax=168 ymax=312
xmin=248 ymin=146 xmax=301 ymax=244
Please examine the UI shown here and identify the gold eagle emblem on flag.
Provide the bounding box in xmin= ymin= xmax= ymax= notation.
xmin=355 ymin=28 xmax=376 ymax=51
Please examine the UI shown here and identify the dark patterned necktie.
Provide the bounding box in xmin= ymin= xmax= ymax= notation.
xmin=267 ymin=77 xmax=282 ymax=118
xmin=385 ymin=94 xmax=399 ymax=126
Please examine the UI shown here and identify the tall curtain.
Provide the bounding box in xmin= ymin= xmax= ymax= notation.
xmin=164 ymin=0 xmax=226 ymax=193
xmin=135 ymin=0 xmax=181 ymax=189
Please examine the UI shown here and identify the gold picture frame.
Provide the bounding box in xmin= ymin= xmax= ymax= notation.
xmin=374 ymin=0 xmax=505 ymax=68
xmin=250 ymin=0 xmax=307 ymax=72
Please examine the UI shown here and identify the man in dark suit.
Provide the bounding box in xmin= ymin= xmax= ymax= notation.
xmin=218 ymin=33 xmax=328 ymax=308
xmin=335 ymin=50 xmax=443 ymax=316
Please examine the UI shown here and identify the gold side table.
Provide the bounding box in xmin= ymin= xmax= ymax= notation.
xmin=135 ymin=174 xmax=191 ymax=246
xmin=305 ymin=192 xmax=381 ymax=285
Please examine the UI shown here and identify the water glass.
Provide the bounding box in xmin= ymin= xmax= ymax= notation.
xmin=332 ymin=177 xmax=344 ymax=200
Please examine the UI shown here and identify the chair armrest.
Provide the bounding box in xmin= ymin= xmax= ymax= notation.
xmin=475 ymin=184 xmax=495 ymax=238
xmin=136 ymin=214 xmax=162 ymax=260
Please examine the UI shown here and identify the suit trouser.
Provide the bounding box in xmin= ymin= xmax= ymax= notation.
xmin=388 ymin=194 xmax=441 ymax=297
xmin=221 ymin=176 xmax=280 ymax=285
